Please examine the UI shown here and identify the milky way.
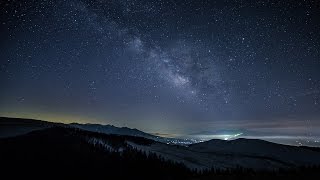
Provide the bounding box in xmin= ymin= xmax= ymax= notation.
xmin=0 ymin=0 xmax=320 ymax=146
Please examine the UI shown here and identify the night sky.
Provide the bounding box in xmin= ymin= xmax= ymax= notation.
xmin=1 ymin=0 xmax=320 ymax=146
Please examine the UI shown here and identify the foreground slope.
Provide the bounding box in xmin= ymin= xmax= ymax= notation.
xmin=129 ymin=138 xmax=320 ymax=170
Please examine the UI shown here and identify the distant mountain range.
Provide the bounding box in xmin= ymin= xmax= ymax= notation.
xmin=0 ymin=117 xmax=151 ymax=138
xmin=70 ymin=122 xmax=157 ymax=139
xmin=0 ymin=117 xmax=197 ymax=145
xmin=1 ymin=116 xmax=320 ymax=173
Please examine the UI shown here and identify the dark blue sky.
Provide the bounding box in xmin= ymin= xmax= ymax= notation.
xmin=0 ymin=0 xmax=319 ymax=145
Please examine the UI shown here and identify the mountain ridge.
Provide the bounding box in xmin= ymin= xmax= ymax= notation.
xmin=2 ymin=118 xmax=320 ymax=171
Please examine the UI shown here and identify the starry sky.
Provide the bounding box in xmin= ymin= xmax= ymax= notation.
xmin=1 ymin=0 xmax=320 ymax=146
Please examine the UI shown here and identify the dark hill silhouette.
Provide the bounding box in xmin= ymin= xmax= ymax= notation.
xmin=0 ymin=126 xmax=191 ymax=179
xmin=1 ymin=117 xmax=320 ymax=179
xmin=1 ymin=126 xmax=320 ymax=179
